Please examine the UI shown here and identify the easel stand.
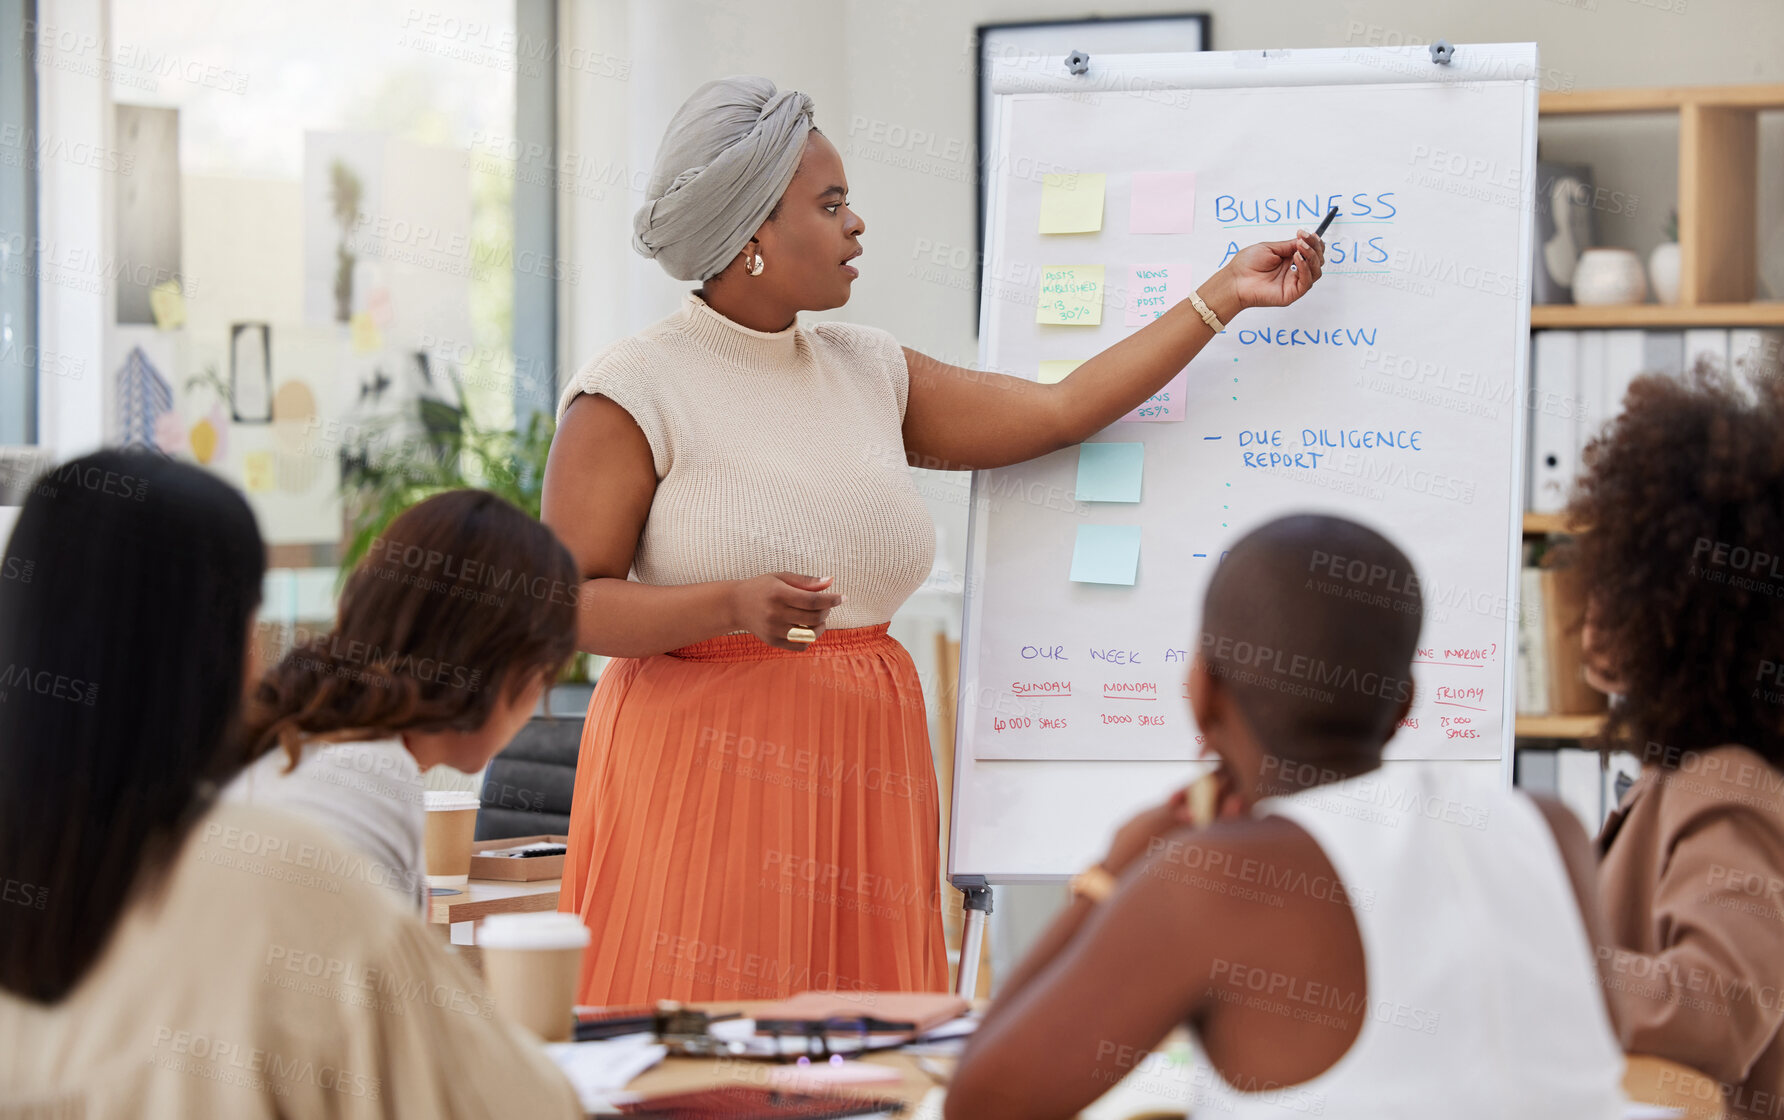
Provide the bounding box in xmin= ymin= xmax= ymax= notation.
xmin=952 ymin=875 xmax=993 ymax=998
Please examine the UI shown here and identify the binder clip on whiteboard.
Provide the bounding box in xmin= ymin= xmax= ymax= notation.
xmin=1429 ymin=39 xmax=1456 ymax=65
xmin=1064 ymin=50 xmax=1090 ymax=76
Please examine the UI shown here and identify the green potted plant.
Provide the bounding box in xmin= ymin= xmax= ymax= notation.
xmin=338 ymin=389 xmax=595 ymax=685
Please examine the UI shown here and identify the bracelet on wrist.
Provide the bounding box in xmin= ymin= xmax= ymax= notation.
xmin=1186 ymin=291 xmax=1225 ymax=335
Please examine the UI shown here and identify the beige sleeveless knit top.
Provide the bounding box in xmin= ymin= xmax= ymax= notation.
xmin=555 ymin=291 xmax=937 ymax=631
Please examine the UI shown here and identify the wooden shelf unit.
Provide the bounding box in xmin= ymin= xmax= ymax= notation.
xmin=1514 ymin=85 xmax=1779 ymax=745
xmin=1521 ymin=512 xmax=1580 ymax=535
xmin=1531 ymin=302 xmax=1784 ymax=328
xmin=1536 ymin=83 xmax=1784 ymax=321
xmin=1517 ymin=517 xmax=1599 ymax=740
xmin=1515 ymin=714 xmax=1606 ymax=740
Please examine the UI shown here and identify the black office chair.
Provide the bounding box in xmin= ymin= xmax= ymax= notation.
xmin=476 ymin=715 xmax=583 ymax=841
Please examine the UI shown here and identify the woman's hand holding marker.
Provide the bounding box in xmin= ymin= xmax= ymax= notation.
xmin=730 ymin=572 xmax=845 ymax=651
xmin=1221 ymin=225 xmax=1328 ymax=312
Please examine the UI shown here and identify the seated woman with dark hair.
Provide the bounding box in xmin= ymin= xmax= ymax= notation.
xmin=0 ymin=451 xmax=580 ymax=1118
xmin=1573 ymin=365 xmax=1784 ymax=1120
xmin=228 ymin=489 xmax=580 ymax=911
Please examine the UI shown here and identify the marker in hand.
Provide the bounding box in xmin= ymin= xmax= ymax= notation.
xmin=1290 ymin=206 xmax=1339 ymax=273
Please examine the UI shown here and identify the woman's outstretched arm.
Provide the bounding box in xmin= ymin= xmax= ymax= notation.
xmin=901 ymin=233 xmax=1324 ymax=473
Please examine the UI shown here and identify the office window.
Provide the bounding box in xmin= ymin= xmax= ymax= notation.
xmin=0 ymin=0 xmax=36 ymax=447
xmin=101 ymin=0 xmax=532 ymax=634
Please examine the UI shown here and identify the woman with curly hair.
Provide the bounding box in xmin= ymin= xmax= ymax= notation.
xmin=230 ymin=489 xmax=580 ymax=911
xmin=1573 ymin=363 xmax=1784 ymax=1120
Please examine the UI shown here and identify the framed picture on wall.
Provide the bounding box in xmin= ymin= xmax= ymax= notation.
xmin=972 ymin=14 xmax=1211 ymax=334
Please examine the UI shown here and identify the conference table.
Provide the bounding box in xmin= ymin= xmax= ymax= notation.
xmin=420 ymin=907 xmax=1721 ymax=1120
xmin=429 ymin=875 xmax=561 ymax=928
xmin=612 ymin=1007 xmax=1724 ymax=1120
xmin=428 ymin=875 xmax=562 ymax=974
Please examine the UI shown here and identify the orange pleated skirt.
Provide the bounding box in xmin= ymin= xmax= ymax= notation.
xmin=559 ymin=623 xmax=948 ymax=1005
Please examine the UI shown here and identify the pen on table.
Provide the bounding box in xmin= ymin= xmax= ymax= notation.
xmin=1291 ymin=205 xmax=1339 ymax=273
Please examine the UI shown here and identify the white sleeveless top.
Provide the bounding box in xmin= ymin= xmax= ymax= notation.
xmin=555 ymin=292 xmax=936 ymax=631
xmin=1188 ymin=763 xmax=1626 ymax=1119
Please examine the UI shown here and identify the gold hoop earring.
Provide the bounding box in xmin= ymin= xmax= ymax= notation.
xmin=749 ymin=253 xmax=765 ymax=276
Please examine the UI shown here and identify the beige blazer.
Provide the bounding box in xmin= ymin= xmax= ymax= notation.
xmin=0 ymin=802 xmax=582 ymax=1119
xmin=1598 ymin=744 xmax=1784 ymax=1120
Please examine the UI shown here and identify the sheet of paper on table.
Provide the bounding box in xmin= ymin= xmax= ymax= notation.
xmin=543 ymin=1033 xmax=665 ymax=1113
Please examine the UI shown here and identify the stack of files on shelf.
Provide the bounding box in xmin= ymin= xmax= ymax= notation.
xmin=1732 ymin=327 xmax=1784 ymax=390
xmin=1515 ymin=561 xmax=1550 ymax=716
xmin=1515 ymin=540 xmax=1616 ymax=834
xmin=1515 ymin=747 xmax=1637 ymax=836
xmin=1526 ymin=327 xmax=1784 ymax=514
xmin=1557 ymin=748 xmax=1607 ymax=835
xmin=1515 ymin=546 xmax=1606 ymax=720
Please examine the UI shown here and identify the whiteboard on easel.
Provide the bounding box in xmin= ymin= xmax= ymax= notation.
xmin=949 ymin=44 xmax=1539 ymax=881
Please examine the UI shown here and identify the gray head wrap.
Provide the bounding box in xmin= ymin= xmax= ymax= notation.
xmin=632 ymin=76 xmax=816 ymax=282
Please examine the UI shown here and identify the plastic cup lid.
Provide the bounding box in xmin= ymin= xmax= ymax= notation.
xmin=477 ymin=912 xmax=591 ymax=950
xmin=424 ymin=790 xmax=482 ymax=811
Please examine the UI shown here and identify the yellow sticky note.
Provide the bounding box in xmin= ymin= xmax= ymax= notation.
xmin=1037 ymin=265 xmax=1104 ymax=326
xmin=149 ymin=280 xmax=185 ymax=330
xmin=188 ymin=418 xmax=218 ymax=465
xmin=1038 ymin=359 xmax=1084 ymax=385
xmin=243 ymin=450 xmax=275 ymax=493
xmin=1039 ymin=173 xmax=1105 ymax=234
xmin=350 ymin=312 xmax=382 ymax=354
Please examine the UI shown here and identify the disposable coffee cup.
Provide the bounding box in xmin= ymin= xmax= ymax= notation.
xmin=478 ymin=912 xmax=590 ymax=1042
xmin=424 ymin=790 xmax=481 ymax=887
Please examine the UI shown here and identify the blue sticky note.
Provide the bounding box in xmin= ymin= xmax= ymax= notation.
xmin=1075 ymin=442 xmax=1144 ymax=503
xmin=1070 ymin=525 xmax=1142 ymax=586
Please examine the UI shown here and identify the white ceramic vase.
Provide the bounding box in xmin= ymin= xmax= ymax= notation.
xmin=1573 ymin=248 xmax=1648 ymax=305
xmin=1648 ymin=242 xmax=1681 ymax=304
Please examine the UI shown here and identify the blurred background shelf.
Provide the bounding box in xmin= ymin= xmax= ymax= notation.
xmin=1524 ymin=513 xmax=1565 ymax=535
xmin=1541 ymin=84 xmax=1784 ymax=115
xmin=1537 ymin=82 xmax=1784 ymax=316
xmin=1531 ymin=303 xmax=1784 ymax=328
xmin=1515 ymin=714 xmax=1606 ymax=740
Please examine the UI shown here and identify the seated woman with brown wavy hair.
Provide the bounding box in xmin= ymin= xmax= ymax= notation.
xmin=227 ymin=489 xmax=580 ymax=911
xmin=1573 ymin=363 xmax=1784 ymax=1120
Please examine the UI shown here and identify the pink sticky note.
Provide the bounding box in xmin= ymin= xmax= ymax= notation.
xmin=1120 ymin=369 xmax=1188 ymax=422
xmin=1124 ymin=262 xmax=1192 ymax=327
xmin=1129 ymin=171 xmax=1196 ymax=234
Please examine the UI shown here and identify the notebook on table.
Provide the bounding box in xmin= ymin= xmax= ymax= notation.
xmin=751 ymin=992 xmax=970 ymax=1036
xmin=617 ymin=1086 xmax=905 ymax=1119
